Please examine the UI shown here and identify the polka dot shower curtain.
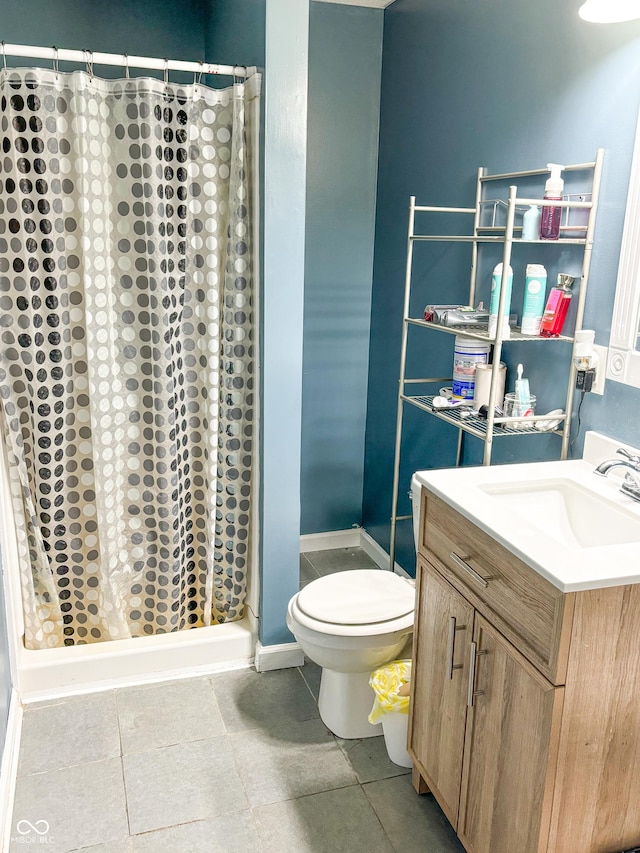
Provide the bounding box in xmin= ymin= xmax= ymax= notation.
xmin=0 ymin=67 xmax=259 ymax=649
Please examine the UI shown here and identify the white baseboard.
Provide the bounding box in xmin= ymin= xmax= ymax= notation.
xmin=300 ymin=528 xmax=361 ymax=553
xmin=358 ymin=530 xmax=411 ymax=578
xmin=300 ymin=526 xmax=412 ymax=577
xmin=0 ymin=691 xmax=23 ymax=853
xmin=254 ymin=641 xmax=304 ymax=672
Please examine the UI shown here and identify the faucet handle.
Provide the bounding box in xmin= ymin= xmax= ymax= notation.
xmin=617 ymin=447 xmax=640 ymax=466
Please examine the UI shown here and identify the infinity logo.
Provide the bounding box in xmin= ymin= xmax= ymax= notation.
xmin=16 ymin=819 xmax=50 ymax=835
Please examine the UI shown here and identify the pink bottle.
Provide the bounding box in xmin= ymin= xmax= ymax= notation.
xmin=540 ymin=274 xmax=574 ymax=337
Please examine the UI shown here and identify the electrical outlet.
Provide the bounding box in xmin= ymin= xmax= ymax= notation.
xmin=592 ymin=344 xmax=608 ymax=395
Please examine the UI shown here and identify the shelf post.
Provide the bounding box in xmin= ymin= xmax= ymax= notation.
xmin=482 ymin=185 xmax=517 ymax=465
xmin=389 ymin=197 xmax=417 ymax=571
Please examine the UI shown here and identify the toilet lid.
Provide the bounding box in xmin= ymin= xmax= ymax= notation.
xmin=296 ymin=569 xmax=415 ymax=626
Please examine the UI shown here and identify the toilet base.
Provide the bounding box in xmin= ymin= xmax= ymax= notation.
xmin=318 ymin=668 xmax=383 ymax=739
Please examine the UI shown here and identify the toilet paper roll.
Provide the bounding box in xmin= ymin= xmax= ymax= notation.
xmin=472 ymin=363 xmax=506 ymax=411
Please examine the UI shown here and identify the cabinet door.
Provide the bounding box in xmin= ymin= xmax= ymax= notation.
xmin=458 ymin=614 xmax=564 ymax=853
xmin=408 ymin=559 xmax=474 ymax=828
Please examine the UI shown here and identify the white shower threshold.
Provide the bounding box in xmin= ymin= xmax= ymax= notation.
xmin=17 ymin=613 xmax=257 ymax=703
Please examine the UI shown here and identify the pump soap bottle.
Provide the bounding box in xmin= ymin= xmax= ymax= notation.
xmin=540 ymin=274 xmax=574 ymax=337
xmin=539 ymin=164 xmax=564 ymax=241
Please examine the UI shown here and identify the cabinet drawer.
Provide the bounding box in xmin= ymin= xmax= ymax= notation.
xmin=420 ymin=489 xmax=573 ymax=684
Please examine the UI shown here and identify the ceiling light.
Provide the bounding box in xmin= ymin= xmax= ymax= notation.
xmin=579 ymin=0 xmax=640 ymax=22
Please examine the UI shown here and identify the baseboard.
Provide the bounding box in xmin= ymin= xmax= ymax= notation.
xmin=0 ymin=691 xmax=23 ymax=853
xmin=359 ymin=530 xmax=411 ymax=578
xmin=254 ymin=641 xmax=304 ymax=672
xmin=300 ymin=528 xmax=361 ymax=553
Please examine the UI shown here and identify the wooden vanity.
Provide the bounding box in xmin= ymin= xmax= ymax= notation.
xmin=409 ymin=486 xmax=640 ymax=853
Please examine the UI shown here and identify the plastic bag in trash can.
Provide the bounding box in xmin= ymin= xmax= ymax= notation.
xmin=368 ymin=659 xmax=412 ymax=724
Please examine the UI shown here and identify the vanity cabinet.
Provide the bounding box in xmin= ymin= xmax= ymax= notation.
xmin=409 ymin=486 xmax=640 ymax=853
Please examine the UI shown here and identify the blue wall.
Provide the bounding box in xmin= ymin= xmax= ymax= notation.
xmin=207 ymin=1 xmax=384 ymax=642
xmin=204 ymin=0 xmax=265 ymax=72
xmin=301 ymin=3 xmax=383 ymax=534
xmin=208 ymin=0 xmax=309 ymax=646
xmin=0 ymin=0 xmax=205 ymax=69
xmin=363 ymin=0 xmax=640 ymax=574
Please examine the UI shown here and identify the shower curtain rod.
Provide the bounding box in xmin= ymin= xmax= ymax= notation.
xmin=0 ymin=42 xmax=249 ymax=78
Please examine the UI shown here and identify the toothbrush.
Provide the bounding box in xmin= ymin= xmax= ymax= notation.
xmin=514 ymin=363 xmax=531 ymax=415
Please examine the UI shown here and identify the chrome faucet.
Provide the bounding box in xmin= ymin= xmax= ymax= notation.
xmin=594 ymin=448 xmax=640 ymax=503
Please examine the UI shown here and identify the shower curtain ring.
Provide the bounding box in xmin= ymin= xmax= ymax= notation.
xmin=52 ymin=46 xmax=59 ymax=80
xmin=163 ymin=57 xmax=169 ymax=87
xmin=1 ymin=42 xmax=6 ymax=72
xmin=83 ymin=48 xmax=94 ymax=80
xmin=194 ymin=59 xmax=204 ymax=88
xmin=123 ymin=53 xmax=130 ymax=80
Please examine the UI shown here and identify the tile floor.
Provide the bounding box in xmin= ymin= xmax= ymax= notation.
xmin=9 ymin=548 xmax=464 ymax=852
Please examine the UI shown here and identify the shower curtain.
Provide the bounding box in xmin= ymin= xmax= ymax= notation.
xmin=0 ymin=66 xmax=259 ymax=649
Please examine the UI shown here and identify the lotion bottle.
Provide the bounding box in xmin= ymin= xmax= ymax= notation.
xmin=521 ymin=205 xmax=541 ymax=241
xmin=521 ymin=264 xmax=547 ymax=336
xmin=540 ymin=273 xmax=574 ymax=337
xmin=539 ymin=164 xmax=564 ymax=240
xmin=488 ymin=262 xmax=513 ymax=340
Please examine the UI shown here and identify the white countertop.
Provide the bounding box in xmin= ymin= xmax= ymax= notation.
xmin=413 ymin=438 xmax=640 ymax=593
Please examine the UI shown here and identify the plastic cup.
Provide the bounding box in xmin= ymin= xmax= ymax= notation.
xmin=503 ymin=393 xmax=537 ymax=430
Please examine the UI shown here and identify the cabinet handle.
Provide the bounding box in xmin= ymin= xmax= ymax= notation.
xmin=467 ymin=641 xmax=487 ymax=707
xmin=449 ymin=551 xmax=491 ymax=588
xmin=446 ymin=616 xmax=466 ymax=680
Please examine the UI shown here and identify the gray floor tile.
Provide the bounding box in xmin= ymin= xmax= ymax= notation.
xmin=18 ymin=693 xmax=120 ymax=776
xmin=116 ymin=676 xmax=226 ymax=754
xmin=231 ymin=716 xmax=357 ymax=807
xmin=132 ymin=813 xmax=263 ymax=852
xmin=363 ymin=775 xmax=465 ymax=852
xmin=299 ymin=553 xmax=319 ymax=587
xmin=253 ymin=785 xmax=394 ymax=853
xmin=299 ymin=658 xmax=321 ymax=701
xmin=69 ymin=842 xmax=132 ymax=852
xmin=10 ymin=758 xmax=128 ymax=853
xmin=337 ymin=734 xmax=411 ymax=784
xmin=123 ymin=736 xmax=248 ymax=835
xmin=305 ymin=547 xmax=380 ymax=575
xmin=209 ymin=667 xmax=319 ymax=733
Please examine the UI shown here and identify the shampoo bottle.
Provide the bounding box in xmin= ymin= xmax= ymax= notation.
xmin=521 ymin=264 xmax=547 ymax=336
xmin=540 ymin=274 xmax=574 ymax=337
xmin=488 ymin=262 xmax=513 ymax=340
xmin=521 ymin=205 xmax=541 ymax=241
xmin=539 ymin=163 xmax=564 ymax=241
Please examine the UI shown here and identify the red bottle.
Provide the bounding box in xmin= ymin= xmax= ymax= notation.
xmin=540 ymin=274 xmax=574 ymax=337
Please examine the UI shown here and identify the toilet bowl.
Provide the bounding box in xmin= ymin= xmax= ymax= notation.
xmin=286 ymin=569 xmax=415 ymax=739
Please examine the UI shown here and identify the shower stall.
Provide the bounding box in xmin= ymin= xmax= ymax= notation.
xmin=0 ymin=45 xmax=261 ymax=698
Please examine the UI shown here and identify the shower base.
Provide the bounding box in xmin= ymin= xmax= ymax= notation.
xmin=16 ymin=615 xmax=257 ymax=702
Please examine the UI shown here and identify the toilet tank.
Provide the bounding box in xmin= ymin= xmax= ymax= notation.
xmin=410 ymin=475 xmax=422 ymax=552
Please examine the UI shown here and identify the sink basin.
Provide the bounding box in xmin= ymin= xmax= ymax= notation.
xmin=480 ymin=478 xmax=640 ymax=549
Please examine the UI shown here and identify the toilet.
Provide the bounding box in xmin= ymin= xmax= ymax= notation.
xmin=286 ymin=478 xmax=422 ymax=740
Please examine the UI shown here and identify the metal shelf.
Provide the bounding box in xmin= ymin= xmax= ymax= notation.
xmin=388 ymin=151 xmax=605 ymax=572
xmin=406 ymin=318 xmax=574 ymax=344
xmin=402 ymin=395 xmax=566 ymax=439
xmin=410 ymin=235 xmax=588 ymax=246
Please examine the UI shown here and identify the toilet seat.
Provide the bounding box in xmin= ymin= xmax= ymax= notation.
xmin=291 ymin=570 xmax=415 ymax=638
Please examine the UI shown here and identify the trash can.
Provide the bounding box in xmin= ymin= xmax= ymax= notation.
xmin=368 ymin=659 xmax=412 ymax=767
